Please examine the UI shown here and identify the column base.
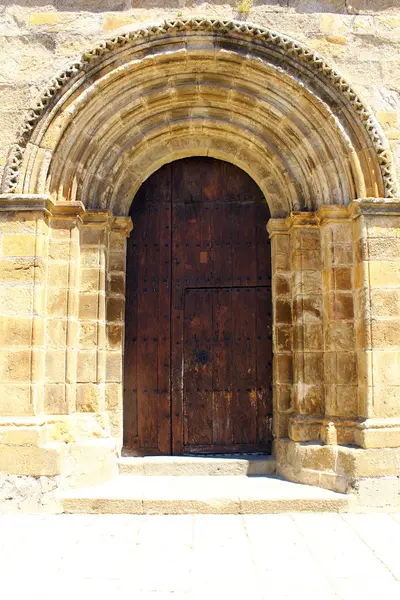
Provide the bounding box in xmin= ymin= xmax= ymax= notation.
xmin=275 ymin=438 xmax=400 ymax=510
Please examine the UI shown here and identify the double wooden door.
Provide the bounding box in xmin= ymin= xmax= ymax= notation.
xmin=123 ymin=158 xmax=272 ymax=455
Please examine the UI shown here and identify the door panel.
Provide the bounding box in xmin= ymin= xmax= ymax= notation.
xmin=123 ymin=165 xmax=172 ymax=454
xmin=124 ymin=157 xmax=272 ymax=455
xmin=183 ymin=287 xmax=272 ymax=454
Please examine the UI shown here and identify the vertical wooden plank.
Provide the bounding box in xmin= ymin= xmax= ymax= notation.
xmin=124 ymin=164 xmax=172 ymax=454
xmin=123 ymin=224 xmax=138 ymax=448
xmin=256 ymin=286 xmax=273 ymax=447
xmin=183 ymin=289 xmax=213 ymax=447
xmin=232 ymin=287 xmax=257 ymax=445
xmin=212 ymin=288 xmax=233 ymax=445
xmin=156 ymin=166 xmax=172 ymax=454
xmin=170 ymin=161 xmax=187 ymax=454
xmin=256 ymin=201 xmax=272 ymax=286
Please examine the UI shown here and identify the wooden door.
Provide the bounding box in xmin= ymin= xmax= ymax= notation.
xmin=124 ymin=157 xmax=272 ymax=455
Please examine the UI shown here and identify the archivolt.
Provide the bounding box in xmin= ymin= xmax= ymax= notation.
xmin=2 ymin=18 xmax=397 ymax=216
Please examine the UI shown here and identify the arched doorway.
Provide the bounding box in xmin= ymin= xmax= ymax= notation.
xmin=123 ymin=157 xmax=272 ymax=456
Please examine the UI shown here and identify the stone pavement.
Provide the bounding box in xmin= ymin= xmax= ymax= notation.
xmin=1 ymin=513 xmax=399 ymax=600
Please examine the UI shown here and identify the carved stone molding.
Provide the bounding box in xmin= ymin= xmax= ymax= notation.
xmin=1 ymin=18 xmax=397 ymax=199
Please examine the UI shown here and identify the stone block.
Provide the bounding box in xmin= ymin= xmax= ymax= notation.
xmin=0 ymin=285 xmax=33 ymax=316
xmin=77 ymin=350 xmax=97 ymax=383
xmin=44 ymin=383 xmax=68 ymax=415
xmin=298 ymin=443 xmax=336 ymax=472
xmin=0 ymin=384 xmax=34 ymax=416
xmin=275 ymin=324 xmax=292 ymax=354
xmin=80 ymin=268 xmax=102 ymax=293
xmin=76 ymin=383 xmax=102 ymax=412
xmin=80 ymin=248 xmax=100 ymax=268
xmin=48 ymin=241 xmax=70 ymax=261
xmin=293 ymin=382 xmax=324 ymax=415
xmin=337 ymin=446 xmax=400 ymax=478
xmin=2 ymin=234 xmax=36 ymax=257
xmin=47 ymin=263 xmax=69 ymax=288
xmin=80 ymin=227 xmax=106 ymax=246
xmin=46 ymin=288 xmax=68 ymax=317
xmin=289 ymin=418 xmax=321 ymax=442
xmin=45 ymin=349 xmax=66 ymax=383
xmin=79 ymin=321 xmax=98 ymax=347
xmin=273 ymin=354 xmax=293 ymax=384
xmin=303 ymin=352 xmax=324 ymax=384
xmin=0 ymin=214 xmax=37 ymax=234
xmin=369 ymin=261 xmax=400 ymax=288
xmin=327 ymin=291 xmax=354 ymax=320
xmin=293 ymin=296 xmax=322 ymax=322
xmin=373 ymin=351 xmax=400 ymax=385
xmin=293 ymin=270 xmax=322 ymax=296
xmin=105 ymin=383 xmax=122 ymax=412
xmin=0 ymin=443 xmax=66 ymax=476
xmin=325 ymin=322 xmax=355 ymax=351
xmin=46 ymin=319 xmax=67 ymax=347
xmin=273 ymin=412 xmax=290 ymax=438
xmin=106 ymin=352 xmax=122 ymax=382
xmin=64 ymin=438 xmax=118 ymax=489
xmin=355 ymin=422 xmax=400 ymax=449
xmin=370 ymin=289 xmax=400 ymax=318
xmin=107 ymin=272 xmax=125 ymax=296
xmin=79 ymin=293 xmax=99 ymax=320
xmin=106 ymin=324 xmax=123 ymax=349
xmin=108 ymin=253 xmax=125 ymax=272
xmin=0 ymin=425 xmax=46 ymax=446
xmin=333 ymin=244 xmax=353 ymax=267
xmin=336 ymin=353 xmax=358 ymax=385
xmin=106 ymin=296 xmax=125 ymax=323
xmin=0 ymin=349 xmax=31 ymax=382
xmin=333 ymin=385 xmax=358 ymax=418
xmin=0 ymin=317 xmax=32 ymax=346
xmin=0 ymin=258 xmax=43 ymax=283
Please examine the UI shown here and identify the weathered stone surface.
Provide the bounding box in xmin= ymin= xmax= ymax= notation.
xmin=0 ymin=3 xmax=399 ymax=511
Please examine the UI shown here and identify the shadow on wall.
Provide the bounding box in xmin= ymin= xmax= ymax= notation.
xmin=1 ymin=0 xmax=399 ymax=13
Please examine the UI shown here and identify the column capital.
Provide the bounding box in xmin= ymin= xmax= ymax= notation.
xmin=286 ymin=211 xmax=319 ymax=230
xmin=349 ymin=197 xmax=400 ymax=218
xmin=0 ymin=193 xmax=55 ymax=213
xmin=317 ymin=204 xmax=350 ymax=225
xmin=266 ymin=218 xmax=289 ymax=237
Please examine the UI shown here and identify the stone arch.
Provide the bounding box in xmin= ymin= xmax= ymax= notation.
xmin=2 ymin=18 xmax=397 ymax=216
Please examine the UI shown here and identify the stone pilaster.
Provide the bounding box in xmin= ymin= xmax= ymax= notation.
xmin=287 ymin=213 xmax=324 ymax=443
xmin=45 ymin=202 xmax=83 ymax=415
xmin=351 ymin=198 xmax=400 ymax=449
xmin=319 ymin=206 xmax=358 ymax=446
xmin=0 ymin=194 xmax=53 ymax=418
xmin=267 ymin=219 xmax=292 ymax=442
xmin=106 ymin=217 xmax=132 ymax=448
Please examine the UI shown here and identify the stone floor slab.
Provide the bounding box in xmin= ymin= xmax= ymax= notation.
xmin=1 ymin=513 xmax=399 ymax=599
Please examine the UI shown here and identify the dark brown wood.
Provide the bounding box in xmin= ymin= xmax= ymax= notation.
xmin=123 ymin=165 xmax=172 ymax=453
xmin=124 ymin=157 xmax=272 ymax=455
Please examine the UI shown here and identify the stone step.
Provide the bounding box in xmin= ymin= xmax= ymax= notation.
xmin=118 ymin=455 xmax=276 ymax=477
xmin=60 ymin=475 xmax=350 ymax=515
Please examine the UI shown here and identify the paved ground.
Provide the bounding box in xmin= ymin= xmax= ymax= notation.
xmin=1 ymin=513 xmax=399 ymax=599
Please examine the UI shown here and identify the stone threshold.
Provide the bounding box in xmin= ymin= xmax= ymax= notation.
xmin=118 ymin=455 xmax=276 ymax=477
xmin=59 ymin=475 xmax=350 ymax=515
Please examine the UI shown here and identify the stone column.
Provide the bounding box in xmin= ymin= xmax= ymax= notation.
xmin=45 ymin=202 xmax=82 ymax=416
xmin=287 ymin=213 xmax=324 ymax=443
xmin=0 ymin=194 xmax=66 ymax=480
xmin=319 ymin=206 xmax=358 ymax=446
xmin=267 ymin=219 xmax=293 ymax=443
xmin=352 ymin=198 xmax=400 ymax=449
xmin=105 ymin=217 xmax=132 ymax=450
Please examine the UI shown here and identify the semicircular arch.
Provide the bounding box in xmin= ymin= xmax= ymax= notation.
xmin=2 ymin=18 xmax=397 ymax=217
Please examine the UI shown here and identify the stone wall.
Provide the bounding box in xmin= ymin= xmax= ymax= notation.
xmin=1 ymin=1 xmax=400 ymax=187
xmin=1 ymin=1 xmax=400 ymax=511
